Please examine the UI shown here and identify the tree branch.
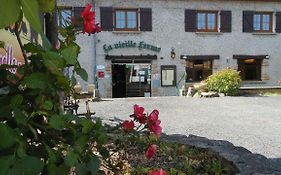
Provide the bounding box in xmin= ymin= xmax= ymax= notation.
xmin=14 ymin=22 xmax=28 ymax=65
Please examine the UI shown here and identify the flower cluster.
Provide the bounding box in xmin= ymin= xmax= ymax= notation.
xmin=121 ymin=105 xmax=167 ymax=174
xmin=125 ymin=104 xmax=162 ymax=137
xmin=77 ymin=3 xmax=101 ymax=35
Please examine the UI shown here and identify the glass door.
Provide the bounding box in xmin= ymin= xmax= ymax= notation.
xmin=125 ymin=64 xmax=151 ymax=97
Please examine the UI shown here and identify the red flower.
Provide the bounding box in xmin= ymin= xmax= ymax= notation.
xmin=130 ymin=104 xmax=147 ymax=124
xmin=122 ymin=120 xmax=134 ymax=132
xmin=148 ymin=110 xmax=162 ymax=137
xmin=80 ymin=4 xmax=101 ymax=35
xmin=148 ymin=168 xmax=167 ymax=175
xmin=145 ymin=144 xmax=157 ymax=159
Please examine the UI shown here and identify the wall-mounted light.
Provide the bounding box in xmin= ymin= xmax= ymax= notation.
xmin=170 ymin=47 xmax=176 ymax=59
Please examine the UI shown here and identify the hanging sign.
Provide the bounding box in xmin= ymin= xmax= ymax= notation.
xmin=103 ymin=40 xmax=161 ymax=53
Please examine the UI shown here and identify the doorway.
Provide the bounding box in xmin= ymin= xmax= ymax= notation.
xmin=112 ymin=64 xmax=126 ymax=98
xmin=112 ymin=63 xmax=151 ymax=98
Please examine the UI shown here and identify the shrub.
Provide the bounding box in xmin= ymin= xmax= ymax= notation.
xmin=206 ymin=68 xmax=242 ymax=96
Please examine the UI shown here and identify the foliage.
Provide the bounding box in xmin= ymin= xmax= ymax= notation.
xmin=206 ymin=68 xmax=242 ymax=96
xmin=0 ymin=1 xmax=104 ymax=174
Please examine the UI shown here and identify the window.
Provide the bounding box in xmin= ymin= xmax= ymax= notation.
xmin=197 ymin=11 xmax=218 ymax=32
xmin=58 ymin=7 xmax=73 ymax=27
xmin=238 ymin=59 xmax=262 ymax=81
xmin=161 ymin=65 xmax=176 ymax=86
xmin=253 ymin=13 xmax=272 ymax=32
xmin=114 ymin=9 xmax=138 ymax=31
xmin=186 ymin=60 xmax=212 ymax=82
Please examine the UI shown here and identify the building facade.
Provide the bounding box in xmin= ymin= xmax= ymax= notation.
xmin=57 ymin=0 xmax=281 ymax=98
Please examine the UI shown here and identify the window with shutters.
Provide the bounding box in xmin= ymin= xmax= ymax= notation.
xmin=253 ymin=12 xmax=272 ymax=32
xmin=196 ymin=11 xmax=218 ymax=32
xmin=114 ymin=9 xmax=138 ymax=31
xmin=186 ymin=60 xmax=212 ymax=82
xmin=237 ymin=59 xmax=262 ymax=81
xmin=58 ymin=7 xmax=84 ymax=29
xmin=58 ymin=7 xmax=73 ymax=27
xmin=185 ymin=10 xmax=231 ymax=33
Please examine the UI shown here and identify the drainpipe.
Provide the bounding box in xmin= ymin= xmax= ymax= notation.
xmin=92 ymin=0 xmax=97 ymax=86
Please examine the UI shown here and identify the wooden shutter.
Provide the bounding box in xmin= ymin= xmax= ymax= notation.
xmin=140 ymin=8 xmax=152 ymax=31
xmin=74 ymin=7 xmax=84 ymax=29
xmin=275 ymin=12 xmax=281 ymax=33
xmin=74 ymin=7 xmax=84 ymax=19
xmin=220 ymin=11 xmax=231 ymax=32
xmin=243 ymin=11 xmax=254 ymax=32
xmin=100 ymin=7 xmax=113 ymax=31
xmin=185 ymin=9 xmax=197 ymax=32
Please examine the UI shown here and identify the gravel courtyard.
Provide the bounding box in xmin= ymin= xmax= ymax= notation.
xmin=79 ymin=96 xmax=281 ymax=163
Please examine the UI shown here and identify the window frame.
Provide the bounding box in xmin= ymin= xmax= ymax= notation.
xmin=238 ymin=59 xmax=262 ymax=81
xmin=253 ymin=12 xmax=273 ymax=33
xmin=114 ymin=8 xmax=139 ymax=31
xmin=186 ymin=59 xmax=213 ymax=82
xmin=161 ymin=65 xmax=177 ymax=87
xmin=196 ymin=10 xmax=218 ymax=32
xmin=58 ymin=7 xmax=73 ymax=27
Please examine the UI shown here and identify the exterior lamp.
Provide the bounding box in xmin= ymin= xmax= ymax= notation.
xmin=170 ymin=48 xmax=176 ymax=59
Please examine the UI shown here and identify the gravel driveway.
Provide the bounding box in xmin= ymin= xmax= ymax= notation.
xmin=79 ymin=96 xmax=281 ymax=164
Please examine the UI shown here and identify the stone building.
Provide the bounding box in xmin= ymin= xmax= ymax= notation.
xmin=57 ymin=0 xmax=281 ymax=98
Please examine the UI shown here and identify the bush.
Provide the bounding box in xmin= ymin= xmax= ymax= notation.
xmin=206 ymin=68 xmax=242 ymax=96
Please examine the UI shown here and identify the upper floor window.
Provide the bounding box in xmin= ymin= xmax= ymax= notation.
xmin=197 ymin=11 xmax=218 ymax=32
xmin=100 ymin=7 xmax=152 ymax=32
xmin=114 ymin=9 xmax=138 ymax=31
xmin=242 ymin=11 xmax=281 ymax=33
xmin=185 ymin=10 xmax=231 ymax=33
xmin=253 ymin=13 xmax=272 ymax=32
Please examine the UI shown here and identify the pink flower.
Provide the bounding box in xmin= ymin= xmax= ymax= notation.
xmin=122 ymin=120 xmax=134 ymax=132
xmin=148 ymin=110 xmax=162 ymax=137
xmin=130 ymin=104 xmax=147 ymax=124
xmin=148 ymin=168 xmax=167 ymax=175
xmin=80 ymin=4 xmax=101 ymax=35
xmin=145 ymin=144 xmax=157 ymax=159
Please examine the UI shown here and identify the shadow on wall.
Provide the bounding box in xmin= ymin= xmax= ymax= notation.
xmin=160 ymin=134 xmax=281 ymax=174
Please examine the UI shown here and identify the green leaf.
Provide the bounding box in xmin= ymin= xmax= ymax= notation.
xmin=38 ymin=0 xmax=55 ymax=13
xmin=81 ymin=119 xmax=94 ymax=134
xmin=0 ymin=155 xmax=15 ymax=174
xmin=71 ymin=74 xmax=77 ymax=85
xmin=76 ymin=163 xmax=89 ymax=175
xmin=0 ymin=123 xmax=19 ymax=149
xmin=76 ymin=68 xmax=88 ymax=81
xmin=20 ymin=0 xmax=42 ymax=34
xmin=42 ymin=51 xmax=65 ymax=75
xmin=43 ymin=100 xmax=53 ymax=110
xmin=14 ymin=108 xmax=27 ymax=125
xmin=16 ymin=156 xmax=44 ymax=175
xmin=87 ymin=156 xmax=100 ymax=175
xmin=10 ymin=94 xmax=23 ymax=107
xmin=0 ymin=0 xmax=21 ymax=28
xmin=22 ymin=72 xmax=48 ymax=89
xmin=44 ymin=143 xmax=56 ymax=162
xmin=49 ymin=115 xmax=65 ymax=130
xmin=65 ymin=150 xmax=79 ymax=167
xmin=61 ymin=44 xmax=79 ymax=65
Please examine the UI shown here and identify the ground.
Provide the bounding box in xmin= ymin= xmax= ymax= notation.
xmin=78 ymin=96 xmax=281 ymax=168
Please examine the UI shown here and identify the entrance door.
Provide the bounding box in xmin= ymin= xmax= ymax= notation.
xmin=112 ymin=64 xmax=126 ymax=98
xmin=125 ymin=64 xmax=151 ymax=97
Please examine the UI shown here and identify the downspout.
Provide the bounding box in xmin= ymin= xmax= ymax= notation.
xmin=92 ymin=0 xmax=97 ymax=87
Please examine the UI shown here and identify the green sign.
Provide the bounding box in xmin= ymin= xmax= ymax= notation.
xmin=103 ymin=40 xmax=161 ymax=53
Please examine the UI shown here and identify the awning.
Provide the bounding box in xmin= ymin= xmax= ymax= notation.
xmin=233 ymin=55 xmax=269 ymax=59
xmin=180 ymin=55 xmax=220 ymax=60
xmin=105 ymin=55 xmax=157 ymax=60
